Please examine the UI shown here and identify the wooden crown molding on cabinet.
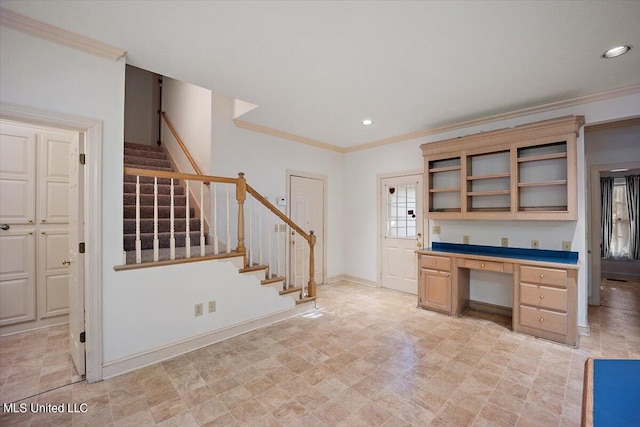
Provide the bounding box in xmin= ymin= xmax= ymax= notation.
xmin=0 ymin=7 xmax=127 ymax=60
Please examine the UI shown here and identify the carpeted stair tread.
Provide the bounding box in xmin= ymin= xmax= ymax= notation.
xmin=124 ymin=205 xmax=195 ymax=219
xmin=124 ymin=148 xmax=167 ymax=160
xmin=123 ymin=218 xmax=202 ymax=234
xmin=124 ymin=142 xmax=164 ymax=152
xmin=124 ymin=162 xmax=173 ymax=172
xmin=123 ymin=193 xmax=187 ymax=206
xmin=123 ymin=182 xmax=185 ymax=196
xmin=124 ymin=154 xmax=172 ymax=169
xmin=123 ymin=231 xmax=207 ymax=251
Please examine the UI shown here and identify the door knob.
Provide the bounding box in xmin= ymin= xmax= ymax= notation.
xmin=62 ymin=259 xmax=72 ymax=266
xmin=0 ymin=224 xmax=8 ymax=230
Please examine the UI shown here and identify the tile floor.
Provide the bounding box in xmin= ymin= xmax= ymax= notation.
xmin=1 ymin=279 xmax=638 ymax=426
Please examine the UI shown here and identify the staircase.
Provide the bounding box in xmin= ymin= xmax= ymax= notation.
xmin=123 ymin=142 xmax=207 ymax=253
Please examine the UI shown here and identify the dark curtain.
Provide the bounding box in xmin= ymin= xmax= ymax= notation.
xmin=625 ymin=175 xmax=640 ymax=260
xmin=600 ymin=177 xmax=614 ymax=258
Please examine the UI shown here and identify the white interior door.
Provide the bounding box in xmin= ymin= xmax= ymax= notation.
xmin=381 ymin=174 xmax=423 ymax=294
xmin=0 ymin=123 xmax=36 ymax=326
xmin=289 ymin=174 xmax=325 ymax=289
xmin=68 ymin=133 xmax=85 ymax=375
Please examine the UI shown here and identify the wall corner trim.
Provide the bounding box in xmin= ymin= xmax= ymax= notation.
xmin=0 ymin=7 xmax=127 ymax=60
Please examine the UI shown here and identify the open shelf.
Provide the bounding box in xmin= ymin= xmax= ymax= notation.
xmin=519 ymin=206 xmax=568 ymax=212
xmin=429 ymin=187 xmax=461 ymax=193
xmin=429 ymin=165 xmax=461 ymax=173
xmin=469 ymin=207 xmax=511 ymax=212
xmin=467 ymin=173 xmax=510 ymax=181
xmin=467 ymin=190 xmax=511 ymax=196
xmin=517 ymin=152 xmax=567 ymax=163
xmin=518 ymin=180 xmax=567 ymax=188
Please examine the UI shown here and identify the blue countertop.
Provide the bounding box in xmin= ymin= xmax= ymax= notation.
xmin=424 ymin=242 xmax=579 ymax=265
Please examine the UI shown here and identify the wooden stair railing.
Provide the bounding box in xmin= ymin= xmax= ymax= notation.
xmin=121 ymin=167 xmax=316 ymax=298
xmin=160 ymin=111 xmax=208 ymax=184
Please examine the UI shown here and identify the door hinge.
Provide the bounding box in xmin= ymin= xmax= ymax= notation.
xmin=79 ymin=332 xmax=85 ymax=343
xmin=79 ymin=242 xmax=85 ymax=253
xmin=79 ymin=153 xmax=86 ymax=165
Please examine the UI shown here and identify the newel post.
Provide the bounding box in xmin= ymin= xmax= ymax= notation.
xmin=236 ymin=172 xmax=247 ymax=257
xmin=307 ymin=230 xmax=317 ymax=297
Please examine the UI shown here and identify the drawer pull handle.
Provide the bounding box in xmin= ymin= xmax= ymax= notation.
xmin=433 ymin=261 xmax=437 ymax=264
xmin=540 ymin=274 xmax=545 ymax=278
xmin=539 ymin=318 xmax=544 ymax=323
xmin=539 ymin=295 xmax=544 ymax=299
xmin=481 ymin=263 xmax=485 ymax=268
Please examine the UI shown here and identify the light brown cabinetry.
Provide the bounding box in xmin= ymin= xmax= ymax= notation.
xmin=422 ymin=116 xmax=584 ymax=220
xmin=418 ymin=255 xmax=452 ymax=314
xmin=514 ymin=264 xmax=577 ymax=346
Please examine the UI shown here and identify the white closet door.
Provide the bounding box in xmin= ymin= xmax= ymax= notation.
xmin=0 ymin=226 xmax=36 ymax=326
xmin=38 ymin=132 xmax=74 ymax=224
xmin=38 ymin=228 xmax=69 ymax=319
xmin=0 ymin=124 xmax=36 ymax=225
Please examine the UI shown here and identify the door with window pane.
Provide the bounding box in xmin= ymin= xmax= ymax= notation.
xmin=381 ymin=174 xmax=423 ymax=294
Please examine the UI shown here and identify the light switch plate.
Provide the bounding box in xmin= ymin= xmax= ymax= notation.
xmin=208 ymin=300 xmax=216 ymax=313
xmin=562 ymin=241 xmax=572 ymax=251
xmin=531 ymin=240 xmax=539 ymax=249
xmin=194 ymin=303 xmax=203 ymax=317
xmin=501 ymin=237 xmax=508 ymax=247
xmin=432 ymin=225 xmax=441 ymax=235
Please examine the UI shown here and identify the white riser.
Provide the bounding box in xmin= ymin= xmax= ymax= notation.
xmin=242 ymin=269 xmax=266 ymax=281
xmin=264 ymin=281 xmax=285 ymax=292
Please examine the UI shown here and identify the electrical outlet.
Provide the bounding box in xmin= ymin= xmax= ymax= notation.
xmin=463 ymin=235 xmax=470 ymax=244
xmin=501 ymin=237 xmax=508 ymax=247
xmin=194 ymin=303 xmax=203 ymax=317
xmin=432 ymin=225 xmax=441 ymax=235
xmin=531 ymin=240 xmax=539 ymax=249
xmin=208 ymin=300 xmax=216 ymax=313
xmin=562 ymin=241 xmax=572 ymax=251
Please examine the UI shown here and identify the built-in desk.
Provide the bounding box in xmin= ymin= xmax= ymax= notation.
xmin=416 ymin=242 xmax=579 ymax=346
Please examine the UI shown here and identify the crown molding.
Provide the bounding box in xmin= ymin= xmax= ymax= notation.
xmin=234 ymin=119 xmax=346 ymax=153
xmin=235 ymin=84 xmax=640 ymax=154
xmin=0 ymin=7 xmax=126 ymax=60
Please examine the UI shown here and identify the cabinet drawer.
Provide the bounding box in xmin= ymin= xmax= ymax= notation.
xmin=519 ymin=305 xmax=567 ymax=335
xmin=463 ymin=258 xmax=504 ymax=273
xmin=520 ymin=266 xmax=567 ymax=287
xmin=420 ymin=255 xmax=451 ymax=271
xmin=520 ymin=283 xmax=567 ymax=312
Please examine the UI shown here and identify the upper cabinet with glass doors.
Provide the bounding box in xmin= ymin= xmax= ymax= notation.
xmin=422 ymin=115 xmax=584 ymax=220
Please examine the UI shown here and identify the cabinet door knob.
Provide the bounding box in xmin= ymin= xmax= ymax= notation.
xmin=41 ymin=231 xmax=46 ymax=235
xmin=539 ymin=295 xmax=544 ymax=299
xmin=539 ymin=318 xmax=544 ymax=323
xmin=41 ymin=219 xmax=46 ymax=223
xmin=433 ymin=261 xmax=437 ymax=264
xmin=28 ymin=231 xmax=33 ymax=235
xmin=0 ymin=224 xmax=9 ymax=230
xmin=28 ymin=219 xmax=33 ymax=223
xmin=540 ymin=274 xmax=545 ymax=278
xmin=481 ymin=263 xmax=485 ymax=268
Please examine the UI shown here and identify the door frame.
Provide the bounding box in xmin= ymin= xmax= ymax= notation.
xmin=0 ymin=103 xmax=103 ymax=383
xmin=377 ymin=169 xmax=424 ymax=288
xmin=286 ymin=170 xmax=327 ymax=286
xmin=588 ymin=160 xmax=640 ymax=307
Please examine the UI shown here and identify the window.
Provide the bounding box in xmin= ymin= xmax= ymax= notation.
xmin=386 ymin=184 xmax=417 ymax=238
xmin=610 ymin=178 xmax=631 ymax=258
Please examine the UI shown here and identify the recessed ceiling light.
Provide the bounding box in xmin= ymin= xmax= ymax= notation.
xmin=362 ymin=119 xmax=373 ymax=126
xmin=602 ymin=45 xmax=631 ymax=58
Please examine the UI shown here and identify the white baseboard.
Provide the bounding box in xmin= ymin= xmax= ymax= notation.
xmin=0 ymin=316 xmax=68 ymax=337
xmin=578 ymin=323 xmax=591 ymax=336
xmin=102 ymin=302 xmax=315 ymax=379
xmin=327 ymin=274 xmax=377 ymax=287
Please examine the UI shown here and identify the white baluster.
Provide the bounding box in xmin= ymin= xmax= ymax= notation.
xmin=213 ymin=183 xmax=219 ymax=254
xmin=185 ymin=180 xmax=191 ymax=258
xmin=267 ymin=214 xmax=272 ymax=275
xmin=293 ymin=231 xmax=298 ymax=289
xmin=153 ymin=177 xmax=159 ymax=262
xmin=135 ymin=175 xmax=141 ymax=264
xmin=277 ymin=223 xmax=281 ymax=277
xmin=200 ymin=181 xmax=205 ymax=257
xmin=249 ymin=198 xmax=253 ymax=266
xmin=258 ymin=206 xmax=263 ymax=265
xmin=170 ymin=179 xmax=175 ymax=260
xmin=226 ymin=185 xmax=231 ymax=253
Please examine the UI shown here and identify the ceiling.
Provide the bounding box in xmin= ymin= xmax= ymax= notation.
xmin=2 ymin=1 xmax=640 ymax=148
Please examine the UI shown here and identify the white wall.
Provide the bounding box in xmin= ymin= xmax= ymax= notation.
xmin=211 ymin=93 xmax=345 ymax=279
xmin=124 ymin=65 xmax=158 ymax=145
xmin=162 ymin=77 xmax=212 ymax=174
xmin=344 ymin=93 xmax=640 ymax=329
